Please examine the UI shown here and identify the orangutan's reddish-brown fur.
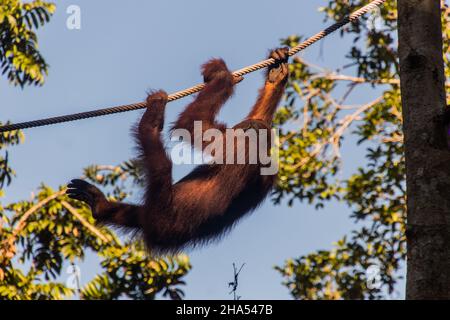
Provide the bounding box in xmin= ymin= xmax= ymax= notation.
xmin=67 ymin=48 xmax=289 ymax=253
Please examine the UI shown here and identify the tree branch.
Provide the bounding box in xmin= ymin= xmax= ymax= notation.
xmin=61 ymin=201 xmax=109 ymax=243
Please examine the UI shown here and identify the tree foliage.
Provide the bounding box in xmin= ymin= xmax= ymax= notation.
xmin=0 ymin=153 xmax=191 ymax=300
xmin=0 ymin=0 xmax=55 ymax=87
xmin=274 ymin=0 xmax=450 ymax=299
xmin=0 ymin=152 xmax=191 ymax=299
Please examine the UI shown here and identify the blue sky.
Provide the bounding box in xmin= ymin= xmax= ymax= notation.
xmin=1 ymin=0 xmax=404 ymax=299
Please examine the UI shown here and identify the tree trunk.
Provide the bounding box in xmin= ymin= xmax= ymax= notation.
xmin=398 ymin=0 xmax=450 ymax=299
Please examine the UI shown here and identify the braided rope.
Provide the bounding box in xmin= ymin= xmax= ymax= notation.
xmin=0 ymin=0 xmax=387 ymax=133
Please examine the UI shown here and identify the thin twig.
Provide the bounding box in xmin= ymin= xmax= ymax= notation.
xmin=228 ymin=263 xmax=245 ymax=300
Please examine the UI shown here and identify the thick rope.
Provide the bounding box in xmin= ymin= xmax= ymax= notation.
xmin=0 ymin=0 xmax=387 ymax=133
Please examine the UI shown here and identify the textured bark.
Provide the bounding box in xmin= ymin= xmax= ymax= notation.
xmin=398 ymin=0 xmax=450 ymax=299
